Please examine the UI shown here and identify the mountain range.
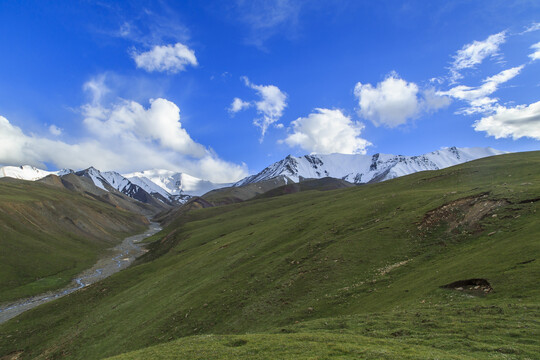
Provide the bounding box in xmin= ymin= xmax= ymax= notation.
xmin=0 ymin=147 xmax=504 ymax=207
xmin=234 ymin=146 xmax=504 ymax=186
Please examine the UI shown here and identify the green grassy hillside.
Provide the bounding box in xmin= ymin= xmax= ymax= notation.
xmin=0 ymin=179 xmax=148 ymax=302
xmin=1 ymin=151 xmax=539 ymax=359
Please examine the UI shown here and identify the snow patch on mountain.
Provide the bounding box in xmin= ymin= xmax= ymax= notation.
xmin=0 ymin=165 xmax=55 ymax=181
xmin=75 ymin=167 xmax=110 ymax=191
xmin=126 ymin=175 xmax=172 ymax=199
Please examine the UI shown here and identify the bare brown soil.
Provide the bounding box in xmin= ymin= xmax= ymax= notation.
xmin=419 ymin=194 xmax=508 ymax=234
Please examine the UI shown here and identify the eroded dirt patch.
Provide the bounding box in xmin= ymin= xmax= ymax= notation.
xmin=0 ymin=351 xmax=23 ymax=360
xmin=419 ymin=194 xmax=508 ymax=234
xmin=441 ymin=278 xmax=493 ymax=295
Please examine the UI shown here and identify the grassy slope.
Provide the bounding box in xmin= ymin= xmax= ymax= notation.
xmin=1 ymin=152 xmax=539 ymax=359
xmin=0 ymin=179 xmax=147 ymax=302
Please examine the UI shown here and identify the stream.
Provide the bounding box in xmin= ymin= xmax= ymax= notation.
xmin=0 ymin=222 xmax=162 ymax=324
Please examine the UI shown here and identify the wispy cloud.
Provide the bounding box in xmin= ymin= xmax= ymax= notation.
xmin=232 ymin=0 xmax=301 ymax=49
xmin=521 ymin=22 xmax=540 ymax=34
xmin=439 ymin=65 xmax=524 ymax=114
xmin=449 ymin=31 xmax=506 ymax=83
xmin=529 ymin=42 xmax=540 ymax=61
xmin=113 ymin=3 xmax=190 ymax=47
xmin=231 ymin=77 xmax=288 ymax=141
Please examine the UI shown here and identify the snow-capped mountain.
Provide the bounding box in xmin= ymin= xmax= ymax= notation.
xmin=123 ymin=175 xmax=173 ymax=200
xmin=0 ymin=165 xmax=56 ymax=181
xmin=235 ymin=147 xmax=505 ymax=186
xmin=75 ymin=167 xmax=111 ymax=191
xmin=124 ymin=169 xmax=231 ymax=197
xmin=0 ymin=164 xmax=224 ymax=204
xmin=75 ymin=168 xmax=189 ymax=205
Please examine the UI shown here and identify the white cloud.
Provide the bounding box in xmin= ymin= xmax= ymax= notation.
xmin=49 ymin=125 xmax=63 ymax=136
xmin=239 ymin=76 xmax=287 ymax=140
xmin=450 ymin=32 xmax=506 ymax=82
xmin=0 ymin=76 xmax=249 ymax=183
xmin=0 ymin=115 xmax=125 ymax=171
xmin=83 ymin=97 xmax=207 ymax=158
xmin=229 ymin=97 xmax=251 ymax=113
xmin=354 ymin=73 xmax=449 ymax=128
xmin=474 ymin=101 xmax=540 ymax=140
xmin=529 ymin=42 xmax=540 ymax=61
xmin=0 ymin=113 xmax=247 ymax=183
xmin=282 ymin=108 xmax=371 ymax=155
xmin=439 ymin=65 xmax=524 ymax=114
xmin=132 ymin=43 xmax=197 ymax=73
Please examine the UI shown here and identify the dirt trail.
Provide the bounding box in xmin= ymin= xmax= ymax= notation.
xmin=0 ymin=222 xmax=161 ymax=324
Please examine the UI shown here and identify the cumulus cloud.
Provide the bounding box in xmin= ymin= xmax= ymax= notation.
xmin=439 ymin=65 xmax=524 ymax=114
xmin=474 ymin=101 xmax=540 ymax=140
xmin=229 ymin=97 xmax=251 ymax=113
xmin=529 ymin=42 xmax=540 ymax=61
xmin=0 ymin=115 xmax=126 ymax=171
xmin=450 ymin=32 xmax=506 ymax=82
xmin=0 ymin=76 xmax=249 ymax=183
xmin=282 ymin=108 xmax=371 ymax=155
xmin=132 ymin=42 xmax=197 ymax=73
xmin=83 ymin=97 xmax=207 ymax=158
xmin=49 ymin=125 xmax=63 ymax=136
xmin=354 ymin=72 xmax=449 ymax=128
xmin=236 ymin=76 xmax=287 ymax=140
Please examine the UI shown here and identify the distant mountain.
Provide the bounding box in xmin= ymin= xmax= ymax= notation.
xmin=0 ymin=147 xmax=505 ymax=206
xmin=0 ymin=166 xmax=183 ymax=208
xmin=37 ymin=172 xmax=160 ymax=216
xmin=0 ymin=165 xmax=57 ymax=181
xmin=235 ymin=147 xmax=505 ymax=186
xmin=123 ymin=169 xmax=231 ymax=197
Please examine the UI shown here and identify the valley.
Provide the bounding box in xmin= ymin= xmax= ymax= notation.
xmin=0 ymin=151 xmax=539 ymax=359
xmin=0 ymin=222 xmax=161 ymax=324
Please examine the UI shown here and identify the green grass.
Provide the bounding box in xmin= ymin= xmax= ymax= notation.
xmin=1 ymin=152 xmax=539 ymax=359
xmin=108 ymin=303 xmax=539 ymax=359
xmin=0 ymin=180 xmax=147 ymax=302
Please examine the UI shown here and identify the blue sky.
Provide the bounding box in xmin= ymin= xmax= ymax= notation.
xmin=0 ymin=0 xmax=539 ymax=182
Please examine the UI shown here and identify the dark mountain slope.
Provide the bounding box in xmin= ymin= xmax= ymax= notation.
xmin=255 ymin=177 xmax=355 ymax=199
xmin=201 ymin=175 xmax=291 ymax=205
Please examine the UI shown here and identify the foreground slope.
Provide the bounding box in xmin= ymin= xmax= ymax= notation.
xmin=0 ymin=178 xmax=148 ymax=302
xmin=1 ymin=151 xmax=539 ymax=359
